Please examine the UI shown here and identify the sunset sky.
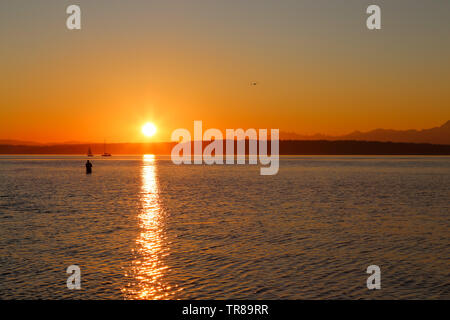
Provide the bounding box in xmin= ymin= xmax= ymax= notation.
xmin=1 ymin=0 xmax=449 ymax=143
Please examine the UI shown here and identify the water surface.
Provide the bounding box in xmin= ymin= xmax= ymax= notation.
xmin=0 ymin=155 xmax=449 ymax=299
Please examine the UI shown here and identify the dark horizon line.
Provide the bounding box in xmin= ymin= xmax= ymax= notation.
xmin=1 ymin=140 xmax=449 ymax=155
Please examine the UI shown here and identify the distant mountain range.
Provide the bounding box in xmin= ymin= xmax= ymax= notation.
xmin=280 ymin=121 xmax=450 ymax=145
xmin=1 ymin=121 xmax=449 ymax=146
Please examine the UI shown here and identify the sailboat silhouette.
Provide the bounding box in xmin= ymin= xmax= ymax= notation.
xmin=87 ymin=146 xmax=94 ymax=157
xmin=102 ymin=140 xmax=112 ymax=157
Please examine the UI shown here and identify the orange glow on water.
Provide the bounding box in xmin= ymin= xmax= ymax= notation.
xmin=122 ymin=154 xmax=181 ymax=299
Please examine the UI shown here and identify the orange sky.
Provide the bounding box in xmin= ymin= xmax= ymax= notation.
xmin=1 ymin=1 xmax=449 ymax=143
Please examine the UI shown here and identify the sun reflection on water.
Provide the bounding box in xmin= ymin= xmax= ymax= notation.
xmin=122 ymin=154 xmax=181 ymax=299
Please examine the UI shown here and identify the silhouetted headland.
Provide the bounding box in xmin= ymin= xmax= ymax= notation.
xmin=0 ymin=140 xmax=449 ymax=155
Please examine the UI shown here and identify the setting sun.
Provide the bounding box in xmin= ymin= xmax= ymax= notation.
xmin=142 ymin=123 xmax=157 ymax=137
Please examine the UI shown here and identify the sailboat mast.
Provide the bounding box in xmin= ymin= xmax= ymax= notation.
xmin=101 ymin=138 xmax=111 ymax=156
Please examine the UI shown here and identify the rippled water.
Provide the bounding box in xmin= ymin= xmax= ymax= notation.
xmin=0 ymin=155 xmax=449 ymax=299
